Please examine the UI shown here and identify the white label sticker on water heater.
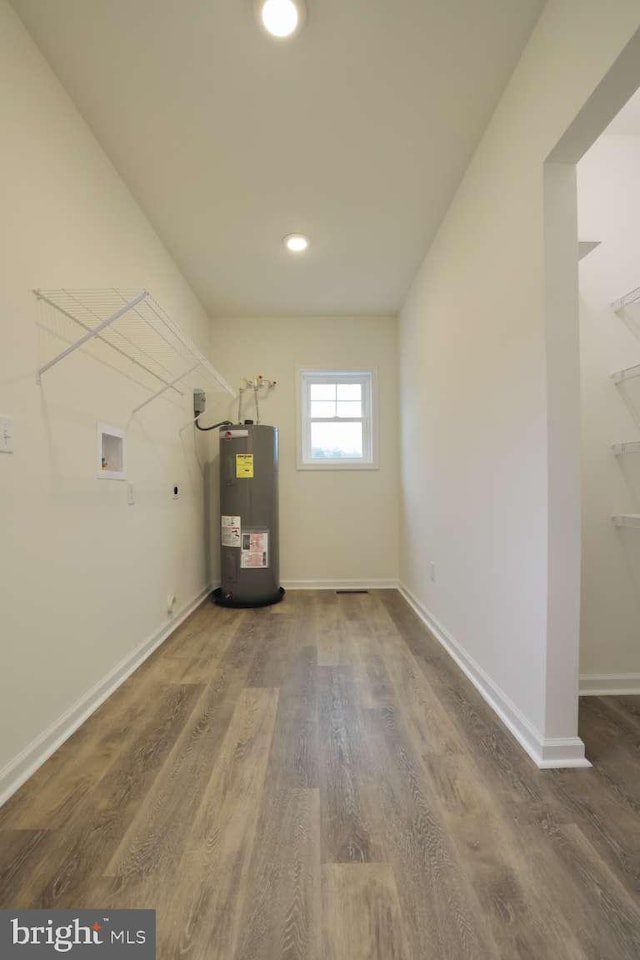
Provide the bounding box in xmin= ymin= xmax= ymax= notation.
xmin=221 ymin=515 xmax=241 ymax=547
xmin=240 ymin=530 xmax=269 ymax=568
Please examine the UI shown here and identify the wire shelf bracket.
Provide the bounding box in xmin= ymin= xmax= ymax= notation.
xmin=611 ymin=286 xmax=640 ymax=314
xmin=131 ymin=361 xmax=200 ymax=416
xmin=612 ymin=514 xmax=640 ymax=528
xmin=34 ymin=288 xmax=234 ymax=412
xmin=611 ymin=441 xmax=640 ymax=455
xmin=610 ymin=361 xmax=640 ymax=384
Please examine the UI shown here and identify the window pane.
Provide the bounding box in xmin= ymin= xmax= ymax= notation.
xmin=311 ymin=422 xmax=363 ymax=459
xmin=310 ymin=401 xmax=336 ymax=418
xmin=310 ymin=383 xmax=336 ymax=401
xmin=337 ymin=383 xmax=361 ymax=401
xmin=336 ymin=401 xmax=361 ymax=418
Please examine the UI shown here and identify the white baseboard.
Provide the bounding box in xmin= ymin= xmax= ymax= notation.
xmin=398 ymin=584 xmax=590 ymax=770
xmin=0 ymin=585 xmax=212 ymax=809
xmin=282 ymin=578 xmax=399 ymax=591
xmin=580 ymin=674 xmax=640 ymax=696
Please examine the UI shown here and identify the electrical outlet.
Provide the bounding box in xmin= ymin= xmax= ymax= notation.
xmin=167 ymin=593 xmax=177 ymax=614
xmin=0 ymin=415 xmax=14 ymax=454
xmin=193 ymin=389 xmax=206 ymax=417
xmin=430 ymin=561 xmax=436 ymax=582
xmin=127 ymin=482 xmax=136 ymax=506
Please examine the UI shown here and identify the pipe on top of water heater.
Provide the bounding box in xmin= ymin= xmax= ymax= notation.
xmin=237 ymin=374 xmax=277 ymax=424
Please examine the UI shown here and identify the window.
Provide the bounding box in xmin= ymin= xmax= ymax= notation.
xmin=297 ymin=369 xmax=377 ymax=469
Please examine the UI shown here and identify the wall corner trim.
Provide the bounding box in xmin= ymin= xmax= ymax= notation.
xmin=0 ymin=585 xmax=214 ymax=809
xmin=579 ymin=674 xmax=640 ymax=696
xmin=398 ymin=584 xmax=590 ymax=770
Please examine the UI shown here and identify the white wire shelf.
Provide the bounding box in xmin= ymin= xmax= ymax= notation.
xmin=610 ymin=361 xmax=640 ymax=384
xmin=34 ymin=288 xmax=234 ymax=414
xmin=611 ymin=286 xmax=640 ymax=314
xmin=611 ymin=441 xmax=640 ymax=455
xmin=612 ymin=514 xmax=640 ymax=528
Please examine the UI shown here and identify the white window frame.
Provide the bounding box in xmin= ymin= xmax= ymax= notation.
xmin=297 ymin=367 xmax=378 ymax=470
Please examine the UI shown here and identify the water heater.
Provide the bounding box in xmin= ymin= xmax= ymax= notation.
xmin=212 ymin=423 xmax=284 ymax=607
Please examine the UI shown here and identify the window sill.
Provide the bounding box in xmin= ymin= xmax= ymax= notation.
xmin=297 ymin=460 xmax=379 ymax=471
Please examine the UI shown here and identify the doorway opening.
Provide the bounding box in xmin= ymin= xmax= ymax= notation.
xmin=543 ymin=28 xmax=640 ymax=760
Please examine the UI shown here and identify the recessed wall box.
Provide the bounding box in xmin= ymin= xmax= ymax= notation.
xmin=98 ymin=423 xmax=125 ymax=480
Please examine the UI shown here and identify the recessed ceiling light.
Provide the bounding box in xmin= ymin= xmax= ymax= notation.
xmin=284 ymin=234 xmax=309 ymax=253
xmin=257 ymin=0 xmax=306 ymax=39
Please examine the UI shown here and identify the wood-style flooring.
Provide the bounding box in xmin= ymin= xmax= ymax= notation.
xmin=1 ymin=590 xmax=639 ymax=959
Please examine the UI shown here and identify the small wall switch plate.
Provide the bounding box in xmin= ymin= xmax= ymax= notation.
xmin=430 ymin=561 xmax=436 ymax=582
xmin=0 ymin=416 xmax=14 ymax=454
xmin=127 ymin=482 xmax=135 ymax=506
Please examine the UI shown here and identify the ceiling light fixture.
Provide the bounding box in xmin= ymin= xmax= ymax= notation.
xmin=284 ymin=234 xmax=309 ymax=253
xmin=257 ymin=0 xmax=306 ymax=39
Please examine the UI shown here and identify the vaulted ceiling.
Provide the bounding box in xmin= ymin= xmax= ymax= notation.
xmin=12 ymin=0 xmax=544 ymax=317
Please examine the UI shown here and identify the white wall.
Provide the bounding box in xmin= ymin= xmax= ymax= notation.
xmin=0 ymin=0 xmax=217 ymax=790
xmin=398 ymin=1 xmax=640 ymax=762
xmin=210 ymin=316 xmax=399 ymax=586
xmin=578 ymin=134 xmax=640 ymax=683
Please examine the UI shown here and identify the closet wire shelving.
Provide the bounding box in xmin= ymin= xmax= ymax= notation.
xmin=612 ymin=514 xmax=640 ymax=528
xmin=609 ymin=285 xmax=640 ymax=529
xmin=610 ymin=285 xmax=640 ymax=382
xmin=34 ymin=288 xmax=234 ymax=414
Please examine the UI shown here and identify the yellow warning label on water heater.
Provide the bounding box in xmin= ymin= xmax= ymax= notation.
xmin=236 ymin=453 xmax=254 ymax=478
